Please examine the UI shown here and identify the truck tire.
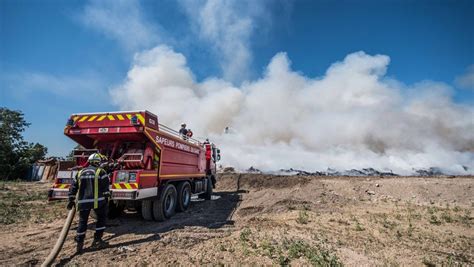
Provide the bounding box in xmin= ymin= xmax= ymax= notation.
xmin=141 ymin=199 xmax=153 ymax=221
xmin=201 ymin=178 xmax=213 ymax=200
xmin=176 ymin=181 xmax=191 ymax=212
xmin=153 ymin=184 xmax=177 ymax=221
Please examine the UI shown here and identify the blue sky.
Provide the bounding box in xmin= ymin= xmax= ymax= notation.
xmin=1 ymin=0 xmax=473 ymax=157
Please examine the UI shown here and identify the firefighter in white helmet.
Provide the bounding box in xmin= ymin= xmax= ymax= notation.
xmin=68 ymin=153 xmax=111 ymax=254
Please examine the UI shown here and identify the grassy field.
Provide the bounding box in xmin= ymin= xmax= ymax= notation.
xmin=0 ymin=181 xmax=64 ymax=225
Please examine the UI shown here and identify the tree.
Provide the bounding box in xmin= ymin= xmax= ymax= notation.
xmin=0 ymin=107 xmax=48 ymax=180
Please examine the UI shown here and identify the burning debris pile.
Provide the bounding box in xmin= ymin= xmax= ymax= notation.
xmin=414 ymin=167 xmax=446 ymax=176
xmin=277 ymin=167 xmax=398 ymax=176
xmin=219 ymin=166 xmax=467 ymax=177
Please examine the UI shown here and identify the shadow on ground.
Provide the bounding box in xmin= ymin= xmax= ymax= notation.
xmin=56 ymin=189 xmax=242 ymax=266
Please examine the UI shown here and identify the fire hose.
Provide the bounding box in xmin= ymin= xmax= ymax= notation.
xmin=41 ymin=208 xmax=76 ymax=267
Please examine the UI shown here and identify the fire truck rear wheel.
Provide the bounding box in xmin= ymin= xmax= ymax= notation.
xmin=153 ymin=184 xmax=177 ymax=221
xmin=141 ymin=200 xmax=153 ymax=221
xmin=176 ymin=181 xmax=191 ymax=212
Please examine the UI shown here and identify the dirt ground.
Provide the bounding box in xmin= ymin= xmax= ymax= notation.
xmin=0 ymin=174 xmax=473 ymax=266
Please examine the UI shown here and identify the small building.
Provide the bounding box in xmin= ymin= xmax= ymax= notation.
xmin=29 ymin=159 xmax=75 ymax=182
xmin=30 ymin=158 xmax=58 ymax=181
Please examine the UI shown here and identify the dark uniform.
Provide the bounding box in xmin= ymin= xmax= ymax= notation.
xmin=179 ymin=127 xmax=188 ymax=136
xmin=179 ymin=127 xmax=188 ymax=140
xmin=69 ymin=166 xmax=110 ymax=243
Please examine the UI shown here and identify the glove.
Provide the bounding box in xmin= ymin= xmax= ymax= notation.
xmin=67 ymin=200 xmax=75 ymax=210
xmin=103 ymin=191 xmax=111 ymax=199
xmin=67 ymin=196 xmax=75 ymax=210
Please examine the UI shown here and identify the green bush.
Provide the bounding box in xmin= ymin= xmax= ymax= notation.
xmin=297 ymin=210 xmax=309 ymax=224
xmin=240 ymin=227 xmax=252 ymax=242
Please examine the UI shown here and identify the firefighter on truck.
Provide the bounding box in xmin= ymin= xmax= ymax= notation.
xmin=67 ymin=153 xmax=111 ymax=254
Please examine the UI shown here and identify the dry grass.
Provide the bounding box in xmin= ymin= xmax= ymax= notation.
xmin=0 ymin=181 xmax=63 ymax=225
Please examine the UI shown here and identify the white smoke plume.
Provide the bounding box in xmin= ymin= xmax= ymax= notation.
xmin=111 ymin=45 xmax=474 ymax=175
xmin=455 ymin=64 xmax=474 ymax=91
xmin=80 ymin=0 xmax=160 ymax=51
xmin=178 ymin=0 xmax=267 ymax=83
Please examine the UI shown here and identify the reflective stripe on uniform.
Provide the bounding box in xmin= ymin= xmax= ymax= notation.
xmin=79 ymin=175 xmax=108 ymax=180
xmin=94 ymin=169 xmax=101 ymax=209
xmin=79 ymin=175 xmax=95 ymax=180
xmin=77 ymin=197 xmax=105 ymax=204
xmin=95 ymin=226 xmax=106 ymax=231
xmin=75 ymin=169 xmax=84 ymax=211
xmin=77 ymin=232 xmax=86 ymax=236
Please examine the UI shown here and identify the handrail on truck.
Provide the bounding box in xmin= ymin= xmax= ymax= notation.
xmin=158 ymin=123 xmax=203 ymax=146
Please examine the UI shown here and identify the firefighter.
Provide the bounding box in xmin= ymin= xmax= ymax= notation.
xmin=68 ymin=153 xmax=111 ymax=254
xmin=179 ymin=123 xmax=188 ymax=139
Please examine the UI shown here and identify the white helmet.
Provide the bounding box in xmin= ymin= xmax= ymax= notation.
xmin=181 ymin=123 xmax=186 ymax=127
xmin=88 ymin=153 xmax=102 ymax=163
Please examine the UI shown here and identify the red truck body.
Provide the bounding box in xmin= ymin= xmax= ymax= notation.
xmin=49 ymin=110 xmax=219 ymax=221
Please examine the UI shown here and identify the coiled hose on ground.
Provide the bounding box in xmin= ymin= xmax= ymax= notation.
xmin=41 ymin=208 xmax=76 ymax=267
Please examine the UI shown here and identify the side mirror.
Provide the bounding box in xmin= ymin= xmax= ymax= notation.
xmin=217 ymin=149 xmax=221 ymax=161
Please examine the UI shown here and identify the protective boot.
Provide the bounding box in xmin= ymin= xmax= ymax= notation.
xmin=74 ymin=236 xmax=85 ymax=254
xmin=76 ymin=241 xmax=84 ymax=254
xmin=91 ymin=233 xmax=108 ymax=248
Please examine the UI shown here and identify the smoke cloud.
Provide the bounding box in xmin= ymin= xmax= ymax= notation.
xmin=80 ymin=0 xmax=160 ymax=52
xmin=178 ymin=0 xmax=268 ymax=83
xmin=455 ymin=64 xmax=474 ymax=91
xmin=111 ymin=45 xmax=474 ymax=175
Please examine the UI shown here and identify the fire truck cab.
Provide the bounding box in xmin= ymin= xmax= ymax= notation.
xmin=48 ymin=110 xmax=220 ymax=221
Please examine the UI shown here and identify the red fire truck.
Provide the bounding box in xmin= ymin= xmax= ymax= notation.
xmin=48 ymin=110 xmax=220 ymax=221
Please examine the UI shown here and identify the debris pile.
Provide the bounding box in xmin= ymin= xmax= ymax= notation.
xmin=415 ymin=167 xmax=444 ymax=176
xmin=246 ymin=166 xmax=262 ymax=174
xmin=220 ymin=166 xmax=463 ymax=177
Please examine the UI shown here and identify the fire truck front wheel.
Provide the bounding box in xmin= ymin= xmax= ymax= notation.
xmin=176 ymin=181 xmax=191 ymax=212
xmin=153 ymin=184 xmax=177 ymax=221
